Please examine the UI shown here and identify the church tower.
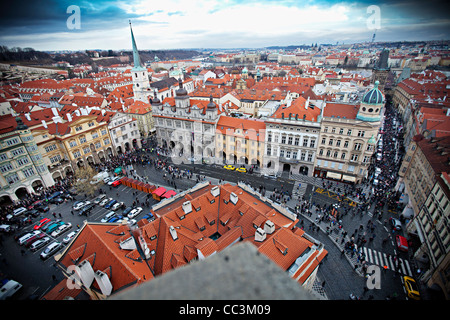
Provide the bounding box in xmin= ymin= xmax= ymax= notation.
xmin=356 ymin=81 xmax=384 ymax=122
xmin=129 ymin=21 xmax=150 ymax=102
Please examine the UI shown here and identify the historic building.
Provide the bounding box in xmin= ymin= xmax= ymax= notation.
xmin=153 ymin=82 xmax=223 ymax=163
xmin=129 ymin=22 xmax=151 ymax=103
xmin=0 ymin=113 xmax=54 ymax=204
xmin=314 ymin=82 xmax=384 ymax=183
xmin=264 ymin=96 xmax=321 ymax=177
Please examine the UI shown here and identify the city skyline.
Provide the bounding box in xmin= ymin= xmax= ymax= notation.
xmin=1 ymin=0 xmax=450 ymax=51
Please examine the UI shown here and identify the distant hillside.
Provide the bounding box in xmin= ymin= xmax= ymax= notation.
xmin=0 ymin=46 xmax=53 ymax=64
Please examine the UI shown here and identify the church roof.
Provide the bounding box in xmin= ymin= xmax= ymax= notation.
xmin=361 ymin=81 xmax=383 ymax=105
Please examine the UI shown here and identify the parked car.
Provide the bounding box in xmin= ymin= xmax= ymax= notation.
xmin=107 ymin=215 xmax=123 ymax=223
xmin=0 ymin=225 xmax=11 ymax=233
xmin=40 ymin=242 xmax=62 ymax=260
xmin=99 ymin=198 xmax=112 ymax=207
xmin=120 ymin=217 xmax=137 ymax=226
xmin=27 ymin=209 xmax=40 ymax=218
xmin=63 ymin=231 xmax=78 ymax=244
xmin=45 ymin=221 xmax=65 ymax=234
xmin=41 ymin=219 xmax=60 ymax=232
xmin=223 ymin=165 xmax=235 ymax=170
xmin=18 ymin=231 xmax=42 ymax=246
xmin=0 ymin=280 xmax=22 ymax=300
xmin=51 ymin=197 xmax=65 ymax=204
xmin=112 ymin=202 xmax=124 ymax=211
xmin=72 ymin=201 xmax=86 ymax=211
xmin=24 ymin=232 xmax=46 ymax=248
xmin=37 ymin=205 xmax=50 ymax=213
xmin=122 ymin=207 xmax=133 ymax=216
xmin=141 ymin=213 xmax=154 ymax=221
xmin=101 ymin=211 xmax=116 ymax=223
xmin=403 ymin=276 xmax=420 ymax=300
xmin=13 ymin=207 xmax=27 ymax=217
xmin=94 ymin=194 xmax=106 ymax=204
xmin=111 ymin=180 xmax=121 ymax=187
xmin=30 ymin=236 xmax=51 ymax=252
xmin=236 ymin=167 xmax=247 ymax=173
xmin=105 ymin=199 xmax=117 ymax=209
xmin=34 ymin=218 xmax=52 ymax=230
xmin=79 ymin=203 xmax=94 ymax=216
xmin=128 ymin=207 xmax=143 ymax=219
xmin=51 ymin=223 xmax=72 ymax=237
xmin=107 ymin=176 xmax=121 ymax=185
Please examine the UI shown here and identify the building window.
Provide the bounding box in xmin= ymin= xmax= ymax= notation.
xmin=326 ymin=150 xmax=331 ymax=157
xmin=350 ymin=154 xmax=359 ymax=162
xmin=319 ymin=149 xmax=324 ymax=156
xmin=0 ymin=163 xmax=14 ymax=173
xmin=341 ymin=152 xmax=346 ymax=159
xmin=69 ymin=140 xmax=77 ymax=148
xmin=307 ymin=153 xmax=313 ymax=162
xmin=321 ymin=138 xmax=326 ymax=145
xmin=75 ymin=126 xmax=82 ymax=132
xmin=336 ymin=139 xmax=341 ymax=147
xmin=339 ymin=128 xmax=344 ymax=134
xmin=281 ymin=135 xmax=286 ymax=144
xmin=16 ymin=157 xmax=29 ymax=166
xmin=73 ymin=151 xmax=81 ymax=158
xmin=354 ymin=143 xmax=362 ymax=151
xmin=11 ymin=148 xmax=25 ymax=156
xmin=92 ymin=132 xmax=99 ymax=139
xmin=328 ymin=139 xmax=333 ymax=146
xmin=44 ymin=144 xmax=57 ymax=153
xmin=357 ymin=130 xmax=365 ymax=137
xmin=303 ymin=138 xmax=309 ymax=147
xmin=79 ymin=136 xmax=87 ymax=144
xmin=344 ymin=141 xmax=349 ymax=148
xmin=288 ymin=136 xmax=293 ymax=145
xmin=6 ymin=138 xmax=19 ymax=146
xmin=310 ymin=139 xmax=315 ymax=148
xmin=22 ymin=167 xmax=35 ymax=178
xmin=347 ymin=129 xmax=352 ymax=136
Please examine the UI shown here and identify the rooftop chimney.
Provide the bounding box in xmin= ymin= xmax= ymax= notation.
xmin=169 ymin=225 xmax=178 ymax=241
xmin=182 ymin=201 xmax=192 ymax=214
xmin=25 ymin=113 xmax=31 ymax=121
xmin=41 ymin=120 xmax=48 ymax=129
xmin=230 ymin=192 xmax=238 ymax=205
xmin=94 ymin=270 xmax=113 ymax=296
xmin=264 ymin=220 xmax=275 ymax=234
xmin=255 ymin=227 xmax=267 ymax=242
xmin=210 ymin=186 xmax=220 ymax=197
xmin=67 ymin=113 xmax=72 ymax=122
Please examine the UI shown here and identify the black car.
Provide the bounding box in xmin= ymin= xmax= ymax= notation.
xmin=79 ymin=203 xmax=95 ymax=216
xmin=38 ymin=205 xmax=50 ymax=213
xmin=51 ymin=197 xmax=65 ymax=204
xmin=27 ymin=209 xmax=40 ymax=218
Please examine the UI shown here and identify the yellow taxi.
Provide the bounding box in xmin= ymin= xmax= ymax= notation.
xmin=403 ymin=276 xmax=420 ymax=300
xmin=223 ymin=165 xmax=235 ymax=170
xmin=236 ymin=167 xmax=247 ymax=173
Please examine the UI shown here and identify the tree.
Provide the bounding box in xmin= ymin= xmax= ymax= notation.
xmin=73 ymin=166 xmax=103 ymax=197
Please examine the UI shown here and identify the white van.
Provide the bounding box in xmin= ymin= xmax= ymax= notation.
xmin=13 ymin=207 xmax=27 ymax=216
xmin=0 ymin=280 xmax=22 ymax=300
xmin=101 ymin=211 xmax=116 ymax=223
xmin=0 ymin=224 xmax=11 ymax=233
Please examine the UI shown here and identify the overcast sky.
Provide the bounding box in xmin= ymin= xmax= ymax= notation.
xmin=0 ymin=0 xmax=449 ymax=51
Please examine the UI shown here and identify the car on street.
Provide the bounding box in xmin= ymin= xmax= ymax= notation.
xmin=63 ymin=231 xmax=78 ymax=244
xmin=236 ymin=167 xmax=247 ymax=173
xmin=18 ymin=231 xmax=42 ymax=246
xmin=396 ymin=235 xmax=409 ymax=252
xmin=101 ymin=211 xmax=116 ymax=223
xmin=103 ymin=176 xmax=111 ymax=184
xmin=30 ymin=236 xmax=51 ymax=252
xmin=390 ymin=217 xmax=402 ymax=230
xmin=128 ymin=207 xmax=143 ymax=219
xmin=112 ymin=202 xmax=124 ymax=211
xmin=0 ymin=225 xmax=11 ymax=233
xmin=99 ymin=198 xmax=112 ymax=207
xmin=51 ymin=223 xmax=72 ymax=237
xmin=403 ymin=276 xmax=420 ymax=300
xmin=223 ymin=165 xmax=235 ymax=170
xmin=13 ymin=207 xmax=27 ymax=217
xmin=40 ymin=242 xmax=62 ymax=260
xmin=105 ymin=199 xmax=117 ymax=209
xmin=34 ymin=218 xmax=52 ymax=230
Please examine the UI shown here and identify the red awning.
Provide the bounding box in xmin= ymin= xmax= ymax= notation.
xmin=162 ymin=190 xmax=177 ymax=199
xmin=153 ymin=187 xmax=167 ymax=197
